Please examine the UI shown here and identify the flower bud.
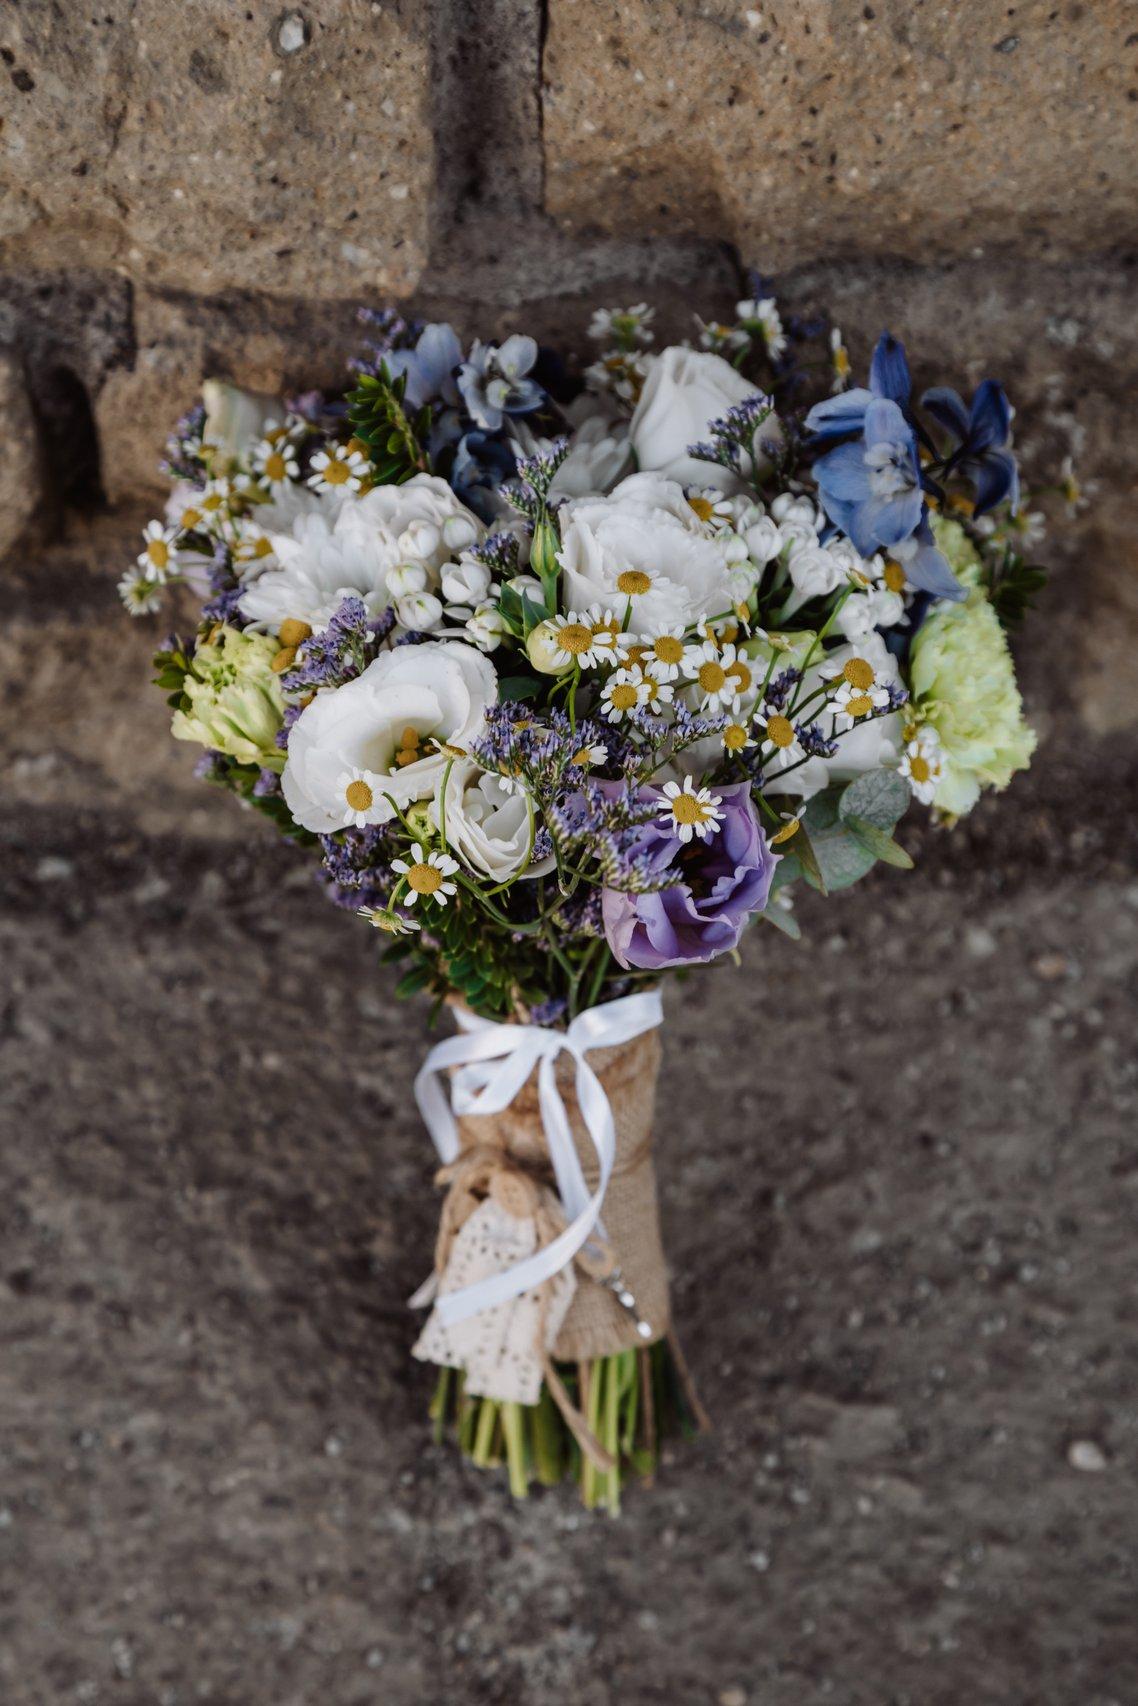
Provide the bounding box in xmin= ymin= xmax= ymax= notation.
xmin=529 ymin=516 xmax=560 ymax=594
xmin=395 ymin=591 xmax=444 ymax=631
xmin=526 ymin=619 xmax=573 ymax=675
xmin=387 ymin=561 xmax=429 ymax=597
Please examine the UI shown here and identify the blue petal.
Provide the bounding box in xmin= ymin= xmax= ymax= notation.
xmin=968 ymin=379 xmax=1012 ymax=453
xmin=903 ymin=519 xmax=967 ymax=602
xmin=863 ymin=396 xmax=912 ymax=450
xmin=921 ymin=385 xmax=970 ymax=443
xmin=413 ymin=323 xmax=463 ymax=406
xmin=814 ymin=440 xmax=871 ymax=501
xmin=502 ymin=376 xmax=546 ymax=416
xmin=804 ymin=386 xmax=874 ymax=442
xmin=969 ymin=447 xmax=1020 ymax=516
xmin=853 ymin=488 xmax=923 ymax=553
xmin=869 ymin=332 xmax=911 ymax=406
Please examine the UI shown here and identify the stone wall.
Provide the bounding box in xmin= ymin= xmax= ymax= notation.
xmin=1 ymin=0 xmax=1136 ymax=728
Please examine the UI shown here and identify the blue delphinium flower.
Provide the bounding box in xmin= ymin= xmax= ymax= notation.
xmin=450 ymin=430 xmax=519 ymax=520
xmin=383 ymin=322 xmax=464 ymax=410
xmin=804 ymin=330 xmax=912 ymax=443
xmin=813 ymin=396 xmax=924 ymax=555
xmin=457 ymin=335 xmax=545 ymax=431
xmin=921 ymin=379 xmax=1019 ymax=515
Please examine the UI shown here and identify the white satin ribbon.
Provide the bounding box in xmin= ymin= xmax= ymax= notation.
xmin=411 ymin=990 xmax=663 ymax=1327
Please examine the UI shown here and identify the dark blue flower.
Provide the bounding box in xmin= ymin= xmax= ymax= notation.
xmin=921 ymin=379 xmax=1019 ymax=515
xmin=450 ymin=430 xmax=518 ymax=520
xmin=804 ymin=331 xmax=911 ymax=443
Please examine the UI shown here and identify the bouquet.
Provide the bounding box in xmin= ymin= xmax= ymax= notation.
xmin=122 ymin=286 xmax=1055 ymax=1510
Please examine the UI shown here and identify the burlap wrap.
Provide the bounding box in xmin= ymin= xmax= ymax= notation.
xmin=443 ymin=1022 xmax=669 ymax=1362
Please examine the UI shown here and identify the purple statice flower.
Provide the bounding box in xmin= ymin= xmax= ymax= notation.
xmin=201 ymin=585 xmax=245 ymax=623
xmin=161 ymin=402 xmax=207 ymax=484
xmin=602 ymin=783 xmax=777 ymax=971
xmin=275 ymin=702 xmax=306 ymax=753
xmin=252 ymin=768 xmax=280 ymax=798
xmin=193 ymin=750 xmax=227 ymax=781
xmin=688 ymin=391 xmax=774 ymax=474
xmin=469 ymin=531 xmax=520 ymax=577
xmin=764 ymin=667 xmax=801 ymax=712
xmin=282 ymin=597 xmax=395 ymax=692
xmin=530 ymin=995 xmax=568 ymax=1029
xmin=318 ymin=824 xmax=397 ymax=912
xmin=797 ymin=721 xmax=839 ymax=759
xmin=885 ymin=682 xmax=910 ymax=712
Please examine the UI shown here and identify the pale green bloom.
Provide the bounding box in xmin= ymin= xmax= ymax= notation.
xmin=930 ymin=513 xmax=984 ymax=585
xmin=908 ymin=574 xmax=1035 ymax=817
xmin=171 ymin=624 xmax=286 ymax=771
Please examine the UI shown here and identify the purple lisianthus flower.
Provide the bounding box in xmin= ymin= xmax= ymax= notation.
xmin=602 ymin=783 xmax=777 ymax=971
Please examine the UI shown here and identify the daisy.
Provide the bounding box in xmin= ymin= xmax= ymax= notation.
xmin=137 ymin=520 xmax=178 ymax=581
xmin=118 ymin=565 xmax=165 ymax=616
xmin=233 ymin=527 xmax=277 ymax=571
xmin=682 ymin=639 xmax=755 ymax=710
xmin=391 ymin=843 xmax=460 ymax=908
xmin=600 ymin=667 xmax=652 ymax=721
xmin=754 ymin=708 xmax=805 ymax=771
xmin=336 ymin=767 xmax=388 ymax=828
xmin=546 ymin=610 xmax=617 ymax=671
xmin=307 ymin=445 xmax=370 ymax=495
xmin=829 ymin=327 xmax=851 ymax=393
xmin=568 ymin=740 xmax=608 ymax=769
xmin=771 ymin=805 xmax=804 ymax=845
xmin=357 ymin=906 xmax=421 ymax=935
xmin=252 ymin=434 xmax=300 ymax=491
xmin=612 ymin=565 xmax=664 ymax=609
xmin=658 ymin=778 xmax=725 ymax=844
xmin=587 ymin=303 xmax=655 ymax=347
xmin=898 ymin=731 xmax=943 ymax=806
xmin=831 ymin=676 xmax=891 ymax=733
xmin=686 ymin=488 xmax=735 ymax=528
xmin=634 ymin=624 xmax=687 ymax=684
xmin=721 ymin=719 xmax=757 ymax=756
xmin=195 ymin=479 xmax=238 ymax=533
xmin=694 ymin=317 xmax=749 ymax=356
xmin=736 ymin=296 xmax=787 ymax=361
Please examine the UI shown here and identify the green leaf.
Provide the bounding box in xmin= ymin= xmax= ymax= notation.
xmin=789 ymin=822 xmax=826 ymax=895
xmin=497 ymin=675 xmax=543 ymax=702
xmin=839 ymin=769 xmax=909 ymax=830
xmin=843 ymin=815 xmax=914 ymax=869
xmin=759 ymin=902 xmax=802 ymax=939
xmin=799 ymin=791 xmax=877 ymax=891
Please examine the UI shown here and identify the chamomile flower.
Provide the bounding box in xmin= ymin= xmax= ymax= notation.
xmin=358 ymin=905 xmax=421 ymax=935
xmin=1058 ymin=454 xmax=1095 ymax=517
xmin=600 ymin=667 xmax=652 ymax=721
xmin=658 ymin=777 xmax=725 ymax=844
xmin=587 ymin=303 xmax=655 ymax=348
xmin=639 ymin=669 xmax=674 ymax=714
xmin=391 ymin=843 xmax=460 ymax=908
xmin=686 ymin=488 xmax=736 ymax=528
xmin=336 ymin=767 xmax=388 ymax=828
xmin=137 ymin=520 xmax=178 ymax=581
xmin=195 ymin=478 xmax=239 ymax=534
xmin=898 ymin=731 xmax=944 ymax=806
xmin=634 ymin=624 xmax=688 ymax=684
xmin=307 ymin=445 xmax=369 ymax=495
xmin=771 ymin=804 xmax=804 ymax=845
xmin=118 ymin=565 xmax=165 ymax=616
xmin=829 ymin=664 xmax=892 ymax=731
xmin=736 ymin=296 xmax=787 ymax=361
xmin=546 ymin=610 xmax=618 ymax=670
xmin=829 ymin=327 xmax=851 ymax=393
xmin=682 ymin=639 xmax=756 ymax=710
xmin=584 ymin=349 xmax=652 ymax=404
xmin=233 ymin=527 xmax=278 ymax=572
xmin=754 ymin=709 xmax=805 ymax=771
xmin=721 ymin=719 xmax=757 ymax=755
xmin=694 ymin=317 xmax=749 ymax=355
xmin=568 ymin=740 xmax=608 ymax=769
xmin=251 ymin=434 xmax=300 ymax=491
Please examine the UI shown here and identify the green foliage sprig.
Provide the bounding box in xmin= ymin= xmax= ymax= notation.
xmin=346 ymin=362 xmax=431 ymax=485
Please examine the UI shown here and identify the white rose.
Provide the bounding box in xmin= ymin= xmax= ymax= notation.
xmin=629 ymin=346 xmax=772 ymax=489
xmin=281 ymin=641 xmax=497 ymax=833
xmin=548 ymin=413 xmax=633 ymax=500
xmin=557 ymin=472 xmax=738 ymax=631
xmin=239 ymin=474 xmax=484 ymax=634
xmin=431 ymin=758 xmax=553 ymax=881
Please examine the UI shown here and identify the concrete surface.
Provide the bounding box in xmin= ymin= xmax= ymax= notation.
xmin=1 ymin=512 xmax=1136 ymax=1705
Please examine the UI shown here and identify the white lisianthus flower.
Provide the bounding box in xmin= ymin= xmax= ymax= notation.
xmin=557 ymin=472 xmax=738 ymax=632
xmin=239 ymin=475 xmax=484 ymax=634
xmin=281 ymin=641 xmax=497 ymax=833
xmin=629 ymin=346 xmax=775 ymax=489
xmin=431 ymin=758 xmax=553 ymax=882
xmin=548 ymin=412 xmax=633 ymax=500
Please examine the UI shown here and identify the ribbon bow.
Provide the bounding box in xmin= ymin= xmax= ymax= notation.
xmin=412 ymin=990 xmax=664 ymax=1328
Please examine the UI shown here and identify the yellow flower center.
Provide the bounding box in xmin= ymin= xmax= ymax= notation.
xmin=723 ymin=723 xmax=749 ymax=752
xmin=909 ymin=755 xmax=931 ymax=784
xmin=698 ymin=660 xmax=727 ymax=694
xmin=771 ymin=817 xmax=801 ymax=845
xmin=202 ymin=492 xmax=225 ymax=513
xmin=147 ymin=539 xmax=169 ymax=571
xmin=671 ymin=793 xmax=706 ymax=826
xmin=345 ymin=779 xmax=374 ymax=812
xmin=609 ymin=682 xmax=639 ymax=711
xmin=264 ymin=450 xmax=287 ymax=482
xmin=347 ymin=437 xmax=370 ymax=459
xmin=278 ymin=617 xmax=313 ymax=648
xmin=558 ymin=622 xmax=593 ymax=655
xmin=845 ymin=693 xmax=874 ymax=718
xmin=407 ymin=861 xmax=442 ymax=895
xmin=834 ymin=345 xmax=851 ymax=380
xmin=726 ymin=660 xmax=752 ymax=692
xmin=652 ymin=635 xmax=683 ymax=666
xmin=395 ymin=726 xmax=423 ymax=767
xmin=180 ymin=507 xmax=202 ymax=530
xmin=883 ymin=559 xmax=906 ymax=594
xmin=240 ymin=535 xmax=273 ymax=561
xmin=622 ymin=644 xmax=645 ymax=666
xmin=271 ymin=646 xmax=297 ymax=673
xmin=842 ymin=657 xmax=875 ymax=690
xmin=571 ymin=746 xmax=595 ymax=766
xmin=617 ymin=569 xmax=652 ymax=596
xmin=766 ymin=715 xmax=795 ymax=749
xmin=687 ymin=496 xmax=714 ymax=523
xmin=322 ymin=456 xmax=351 ymax=485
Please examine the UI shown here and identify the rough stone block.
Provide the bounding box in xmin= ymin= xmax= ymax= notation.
xmin=0 ymin=350 xmax=42 ymax=560
xmin=543 ymin=1 xmax=1138 ymax=268
xmin=0 ymin=1 xmax=432 ymax=298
